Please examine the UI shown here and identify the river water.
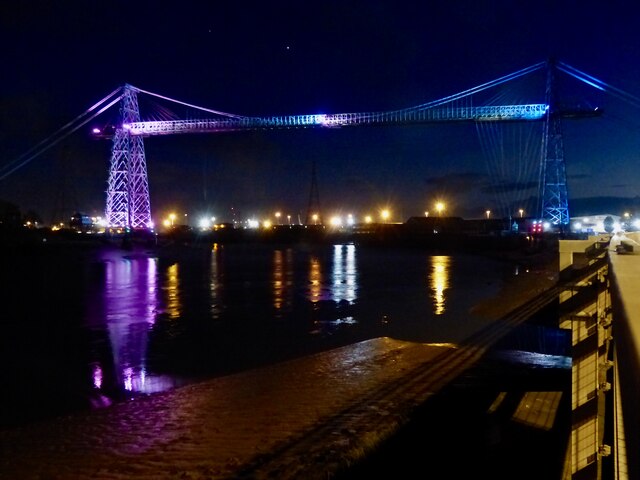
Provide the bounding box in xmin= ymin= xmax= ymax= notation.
xmin=1 ymin=240 xmax=520 ymax=427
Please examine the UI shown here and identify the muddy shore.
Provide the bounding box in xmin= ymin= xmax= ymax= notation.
xmin=336 ymin=240 xmax=567 ymax=479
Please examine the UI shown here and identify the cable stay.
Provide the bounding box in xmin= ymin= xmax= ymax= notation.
xmin=129 ymin=84 xmax=245 ymax=119
xmin=557 ymin=61 xmax=640 ymax=109
xmin=399 ymin=61 xmax=546 ymax=113
xmin=0 ymin=87 xmax=124 ymax=181
xmin=476 ymin=117 xmax=542 ymax=221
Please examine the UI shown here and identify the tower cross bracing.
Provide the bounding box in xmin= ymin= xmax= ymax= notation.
xmin=105 ymin=85 xmax=152 ymax=229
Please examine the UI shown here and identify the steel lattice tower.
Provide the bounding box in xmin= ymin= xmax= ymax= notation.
xmin=105 ymin=85 xmax=152 ymax=229
xmin=539 ymin=60 xmax=570 ymax=226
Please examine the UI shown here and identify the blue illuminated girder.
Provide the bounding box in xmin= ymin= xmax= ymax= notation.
xmin=539 ymin=62 xmax=570 ymax=226
xmin=125 ymin=104 xmax=548 ymax=136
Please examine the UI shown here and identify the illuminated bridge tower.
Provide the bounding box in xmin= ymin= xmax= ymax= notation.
xmin=105 ymin=85 xmax=152 ymax=229
xmin=539 ymin=60 xmax=570 ymax=227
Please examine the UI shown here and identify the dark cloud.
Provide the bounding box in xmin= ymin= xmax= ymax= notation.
xmin=568 ymin=173 xmax=591 ymax=180
xmin=422 ymin=172 xmax=489 ymax=192
xmin=481 ymin=181 xmax=538 ymax=194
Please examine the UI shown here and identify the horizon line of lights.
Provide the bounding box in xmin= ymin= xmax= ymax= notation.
xmin=159 ymin=209 xmax=400 ymax=231
xmin=27 ymin=205 xmax=639 ymax=234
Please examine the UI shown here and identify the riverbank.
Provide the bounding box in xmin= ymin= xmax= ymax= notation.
xmin=2 ymin=228 xmax=568 ymax=478
xmin=470 ymin=237 xmax=559 ymax=320
xmin=335 ymin=238 xmax=567 ymax=479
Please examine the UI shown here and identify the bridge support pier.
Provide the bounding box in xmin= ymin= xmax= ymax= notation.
xmin=105 ymin=85 xmax=152 ymax=230
xmin=540 ymin=59 xmax=570 ymax=227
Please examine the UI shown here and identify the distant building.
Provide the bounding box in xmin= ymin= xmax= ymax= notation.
xmin=405 ymin=216 xmax=465 ymax=234
xmin=570 ymin=214 xmax=621 ymax=234
xmin=69 ymin=212 xmax=94 ymax=233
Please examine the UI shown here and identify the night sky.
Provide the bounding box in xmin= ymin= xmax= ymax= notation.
xmin=2 ymin=1 xmax=640 ymax=225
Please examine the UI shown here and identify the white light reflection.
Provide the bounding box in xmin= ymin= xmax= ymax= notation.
xmin=429 ymin=256 xmax=450 ymax=315
xmin=104 ymin=257 xmax=158 ymax=392
xmin=92 ymin=364 xmax=103 ymax=389
xmin=123 ymin=367 xmax=133 ymax=391
xmin=332 ymin=244 xmax=357 ymax=304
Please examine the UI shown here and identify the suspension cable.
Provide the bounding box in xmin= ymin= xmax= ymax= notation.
xmin=0 ymin=95 xmax=123 ymax=181
xmin=400 ymin=61 xmax=546 ymax=113
xmin=16 ymin=87 xmax=122 ymax=164
xmin=128 ymin=85 xmax=245 ymax=119
xmin=557 ymin=62 xmax=640 ymax=108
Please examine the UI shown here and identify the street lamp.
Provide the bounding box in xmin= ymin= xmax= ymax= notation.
xmin=380 ymin=209 xmax=390 ymax=222
xmin=169 ymin=213 xmax=176 ymax=226
xmin=435 ymin=202 xmax=445 ymax=217
xmin=519 ymin=209 xmax=524 ymax=218
xmin=275 ymin=211 xmax=281 ymax=225
xmin=486 ymin=210 xmax=491 ymax=219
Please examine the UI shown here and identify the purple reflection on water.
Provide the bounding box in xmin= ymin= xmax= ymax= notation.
xmin=104 ymin=255 xmax=156 ymax=392
xmin=92 ymin=364 xmax=103 ymax=389
xmin=90 ymin=251 xmax=181 ymax=397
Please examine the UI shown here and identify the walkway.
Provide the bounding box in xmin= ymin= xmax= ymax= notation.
xmin=608 ymin=233 xmax=640 ymax=479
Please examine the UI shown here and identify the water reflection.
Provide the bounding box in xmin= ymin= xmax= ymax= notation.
xmin=164 ymin=263 xmax=181 ymax=319
xmin=92 ymin=364 xmax=103 ymax=389
xmin=332 ymin=244 xmax=357 ymax=304
xmin=307 ymin=245 xmax=359 ymax=334
xmin=5 ymin=242 xmax=514 ymax=427
xmin=91 ymin=253 xmax=180 ymax=397
xmin=209 ymin=243 xmax=223 ymax=319
xmin=429 ymin=256 xmax=450 ymax=315
xmin=308 ymin=255 xmax=323 ymax=302
xmin=273 ymin=249 xmax=294 ymax=315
